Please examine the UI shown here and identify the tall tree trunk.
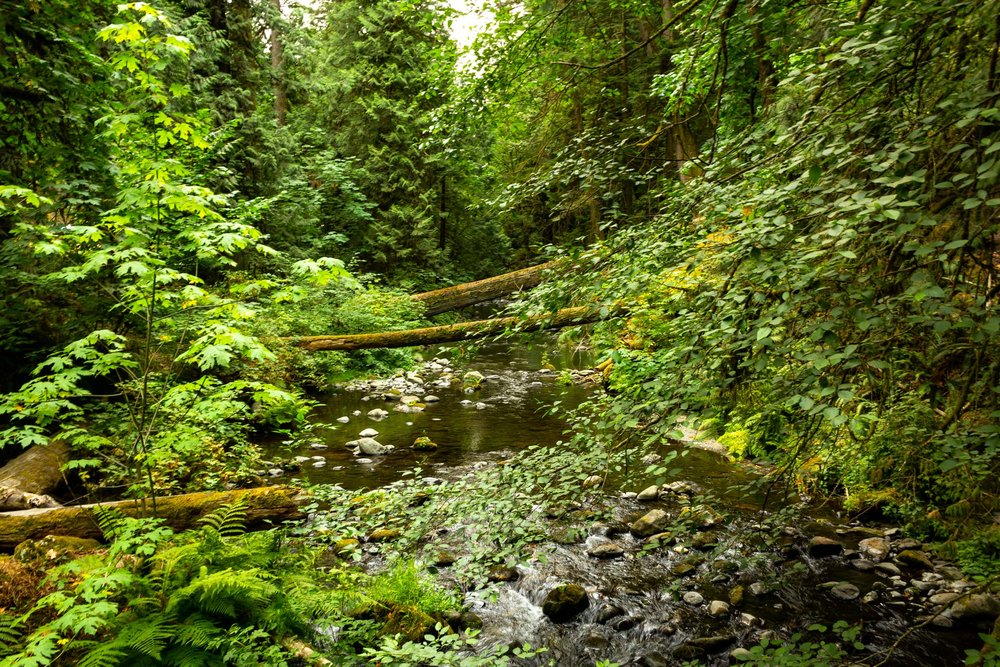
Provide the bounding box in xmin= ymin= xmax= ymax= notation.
xmin=746 ymin=0 xmax=776 ymax=114
xmin=270 ymin=0 xmax=288 ymax=127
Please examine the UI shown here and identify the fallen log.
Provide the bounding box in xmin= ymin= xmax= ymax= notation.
xmin=0 ymin=485 xmax=306 ymax=550
xmin=292 ymin=305 xmax=625 ymax=352
xmin=412 ymin=261 xmax=560 ymax=316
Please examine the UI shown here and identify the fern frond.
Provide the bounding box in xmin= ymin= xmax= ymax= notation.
xmin=170 ymin=614 xmax=221 ymax=649
xmin=167 ymin=568 xmax=277 ymax=620
xmin=78 ymin=642 xmax=129 ymax=667
xmin=92 ymin=505 xmax=128 ymax=541
xmin=198 ymin=500 xmax=248 ymax=537
xmin=0 ymin=613 xmax=25 ymax=653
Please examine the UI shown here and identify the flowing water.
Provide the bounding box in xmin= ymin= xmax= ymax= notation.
xmin=276 ymin=337 xmax=985 ymax=666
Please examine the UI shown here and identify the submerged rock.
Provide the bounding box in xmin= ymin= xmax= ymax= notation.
xmin=359 ymin=427 xmax=379 ymax=438
xmin=587 ymin=542 xmax=625 ymax=559
xmin=541 ymin=583 xmax=589 ymax=622
xmin=336 ymin=416 xmax=350 ymax=423
xmin=367 ymin=408 xmax=389 ymax=420
xmin=412 ymin=436 xmax=438 ymax=451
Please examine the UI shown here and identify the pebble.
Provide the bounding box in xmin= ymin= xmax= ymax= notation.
xmin=359 ymin=428 xmax=379 ymax=438
xmin=424 ymin=395 xmax=440 ymax=402
xmin=876 ymin=562 xmax=902 ymax=576
xmin=336 ymin=416 xmax=350 ymax=423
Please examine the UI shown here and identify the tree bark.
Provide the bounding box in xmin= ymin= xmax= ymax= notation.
xmin=270 ymin=0 xmax=288 ymax=127
xmin=292 ymin=305 xmax=625 ymax=352
xmin=0 ymin=440 xmax=69 ymax=497
xmin=0 ymin=485 xmax=306 ymax=550
xmin=411 ymin=261 xmax=561 ymax=316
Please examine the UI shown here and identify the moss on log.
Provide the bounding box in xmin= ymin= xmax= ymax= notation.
xmin=293 ymin=305 xmax=624 ymax=352
xmin=411 ymin=261 xmax=560 ymax=316
xmin=0 ymin=440 xmax=70 ymax=496
xmin=0 ymin=485 xmax=306 ymax=550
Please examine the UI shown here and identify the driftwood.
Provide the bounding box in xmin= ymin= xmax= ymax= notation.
xmin=293 ymin=305 xmax=625 ymax=352
xmin=0 ymin=485 xmax=306 ymax=550
xmin=411 ymin=261 xmax=560 ymax=316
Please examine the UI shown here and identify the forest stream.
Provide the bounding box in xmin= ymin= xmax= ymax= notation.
xmin=267 ymin=338 xmax=986 ymax=666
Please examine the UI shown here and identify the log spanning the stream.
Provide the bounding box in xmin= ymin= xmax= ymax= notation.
xmin=292 ymin=305 xmax=625 ymax=352
xmin=411 ymin=261 xmax=560 ymax=316
xmin=0 ymin=485 xmax=306 ymax=550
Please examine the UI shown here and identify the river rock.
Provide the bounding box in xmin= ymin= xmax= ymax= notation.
xmin=630 ymin=509 xmax=670 ymax=537
xmin=852 ymin=559 xmax=876 ymax=572
xmin=348 ymin=437 xmax=388 ymax=456
xmin=368 ymin=528 xmax=401 ymax=542
xmin=637 ymin=485 xmax=660 ymax=501
xmin=423 ymin=394 xmax=440 ymax=402
xmin=708 ymin=600 xmax=730 ymax=617
xmin=858 ymin=537 xmax=890 ymax=562
xmin=949 ymin=594 xmax=1000 ymax=622
xmin=587 ymin=542 xmax=625 ymax=559
xmin=929 ymin=592 xmax=961 ymax=605
xmin=610 ymin=615 xmax=640 ymax=631
xmin=641 ymin=453 xmax=662 ymax=465
xmin=541 ymin=583 xmax=589 ymax=622
xmin=487 ymin=565 xmax=519 ymax=582
xmin=829 ymin=582 xmax=861 ymax=600
xmin=686 ymin=635 xmax=736 ymax=653
xmin=359 ymin=427 xmax=379 ymax=437
xmin=672 ymin=562 xmax=697 ymax=577
xmin=730 ymin=648 xmax=754 ymax=661
xmin=662 ymin=480 xmax=700 ymax=496
xmin=336 ymin=416 xmax=350 ymax=423
xmin=691 ymin=532 xmax=718 ymax=550
xmin=400 ymin=395 xmax=421 ymax=405
xmin=412 ymin=436 xmax=438 ymax=451
xmin=729 ymin=585 xmax=744 ymax=606
xmin=896 ymin=549 xmax=934 ymax=570
xmin=683 ymin=591 xmax=704 ymax=605
xmin=367 ymin=408 xmax=388 ymax=420
xmin=749 ymin=582 xmax=769 ymax=596
xmin=596 ymin=604 xmax=625 ymax=624
xmin=876 ymin=562 xmax=901 ymax=576
xmin=474 ymin=402 xmax=488 ymax=410
xmin=267 ymin=468 xmax=284 ymax=477
xmin=582 ymin=475 xmax=603 ymax=488
xmin=807 ymin=536 xmax=844 ymax=558
xmin=310 ymin=442 xmax=328 ymax=449
xmin=312 ymin=459 xmax=326 ymax=467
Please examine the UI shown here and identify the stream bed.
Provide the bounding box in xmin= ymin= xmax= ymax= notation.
xmin=269 ymin=338 xmax=992 ymax=666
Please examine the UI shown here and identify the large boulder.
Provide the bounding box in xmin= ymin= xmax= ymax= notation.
xmin=858 ymin=537 xmax=890 ymax=562
xmin=949 ymin=594 xmax=1000 ymax=622
xmin=542 ymin=583 xmax=589 ymax=622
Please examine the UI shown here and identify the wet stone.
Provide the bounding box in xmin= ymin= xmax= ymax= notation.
xmin=582 ymin=475 xmax=603 ymax=489
xmin=830 ymin=582 xmax=861 ymax=600
xmin=731 ymin=647 xmax=754 ymax=661
xmin=486 ymin=565 xmax=519 ymax=583
xmin=609 ymin=615 xmax=640 ymax=632
xmin=876 ymin=562 xmax=902 ymax=576
xmin=541 ymin=583 xmax=589 ymax=622
xmin=807 ymin=536 xmax=844 ymax=558
xmin=852 ymin=559 xmax=877 ymax=572
xmin=639 ymin=651 xmax=670 ymax=667
xmin=587 ymin=542 xmax=625 ymax=559
xmin=729 ymin=585 xmax=745 ymax=606
xmin=691 ymin=532 xmax=718 ymax=550
xmin=687 ymin=635 xmax=736 ymax=653
xmin=672 ymin=562 xmax=697 ymax=577
xmin=929 ymin=592 xmax=960 ymax=605
xmin=949 ymin=594 xmax=1000 ymax=622
xmin=896 ymin=549 xmax=934 ymax=570
xmin=595 ymin=604 xmax=625 ymax=624
xmin=749 ymin=582 xmax=770 ymax=596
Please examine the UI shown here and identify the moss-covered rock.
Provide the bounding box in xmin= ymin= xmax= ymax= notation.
xmin=542 ymin=583 xmax=589 ymax=622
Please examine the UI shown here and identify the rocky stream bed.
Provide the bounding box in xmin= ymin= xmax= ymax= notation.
xmin=265 ymin=340 xmax=999 ymax=666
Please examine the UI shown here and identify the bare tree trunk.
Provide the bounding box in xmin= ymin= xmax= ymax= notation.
xmin=411 ymin=261 xmax=560 ymax=315
xmin=291 ymin=305 xmax=626 ymax=352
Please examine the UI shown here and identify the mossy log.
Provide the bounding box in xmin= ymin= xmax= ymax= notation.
xmin=292 ymin=305 xmax=625 ymax=352
xmin=0 ymin=485 xmax=306 ymax=550
xmin=0 ymin=440 xmax=70 ymax=496
xmin=411 ymin=261 xmax=560 ymax=316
